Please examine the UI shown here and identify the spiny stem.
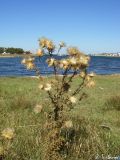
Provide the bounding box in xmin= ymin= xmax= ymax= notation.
xmin=67 ymin=70 xmax=77 ymax=83
xmin=72 ymin=69 xmax=87 ymax=96
xmin=72 ymin=78 xmax=85 ymax=96
xmin=57 ymin=46 xmax=62 ymax=55
xmin=48 ymin=51 xmax=58 ymax=80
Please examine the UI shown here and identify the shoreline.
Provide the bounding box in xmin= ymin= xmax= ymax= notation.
xmin=0 ymin=54 xmax=120 ymax=58
xmin=92 ymin=55 xmax=120 ymax=58
xmin=0 ymin=74 xmax=120 ymax=79
xmin=0 ymin=54 xmax=38 ymax=58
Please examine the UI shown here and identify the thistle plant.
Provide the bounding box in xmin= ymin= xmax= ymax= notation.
xmin=21 ymin=37 xmax=95 ymax=160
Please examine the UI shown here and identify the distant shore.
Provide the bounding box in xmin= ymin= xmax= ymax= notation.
xmin=0 ymin=54 xmax=120 ymax=58
xmin=0 ymin=54 xmax=37 ymax=58
xmin=92 ymin=55 xmax=120 ymax=58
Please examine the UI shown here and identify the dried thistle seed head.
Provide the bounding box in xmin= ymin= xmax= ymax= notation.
xmin=88 ymin=72 xmax=95 ymax=77
xmin=78 ymin=56 xmax=89 ymax=67
xmin=68 ymin=57 xmax=77 ymax=66
xmin=1 ymin=128 xmax=15 ymax=140
xmin=59 ymin=59 xmax=69 ymax=69
xmin=39 ymin=37 xmax=48 ymax=48
xmin=21 ymin=57 xmax=35 ymax=70
xmin=44 ymin=83 xmax=52 ymax=91
xmin=26 ymin=62 xmax=35 ymax=70
xmin=37 ymin=49 xmax=44 ymax=57
xmin=27 ymin=57 xmax=35 ymax=62
xmin=21 ymin=58 xmax=27 ymax=64
xmin=46 ymin=58 xmax=56 ymax=66
xmin=38 ymin=84 xmax=44 ymax=90
xmin=69 ymin=96 xmax=77 ymax=103
xmin=80 ymin=71 xmax=86 ymax=78
xmin=46 ymin=40 xmax=55 ymax=52
xmin=67 ymin=47 xmax=80 ymax=56
xmin=61 ymin=59 xmax=68 ymax=65
xmin=68 ymin=57 xmax=83 ymax=70
xmin=59 ymin=41 xmax=66 ymax=48
xmin=86 ymin=75 xmax=91 ymax=81
xmin=33 ymin=104 xmax=43 ymax=113
xmin=86 ymin=80 xmax=95 ymax=88
xmin=64 ymin=120 xmax=73 ymax=128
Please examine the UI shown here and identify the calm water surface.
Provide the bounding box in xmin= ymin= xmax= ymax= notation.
xmin=0 ymin=56 xmax=120 ymax=76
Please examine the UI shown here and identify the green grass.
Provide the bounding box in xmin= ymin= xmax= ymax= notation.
xmin=0 ymin=75 xmax=120 ymax=159
xmin=104 ymin=95 xmax=120 ymax=111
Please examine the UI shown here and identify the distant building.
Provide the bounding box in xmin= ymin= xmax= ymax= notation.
xmin=2 ymin=52 xmax=7 ymax=54
xmin=117 ymin=53 xmax=120 ymax=56
xmin=93 ymin=52 xmax=120 ymax=57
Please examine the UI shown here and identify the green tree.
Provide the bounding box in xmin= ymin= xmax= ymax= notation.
xmin=15 ymin=48 xmax=24 ymax=54
xmin=0 ymin=47 xmax=4 ymax=54
xmin=25 ymin=51 xmax=32 ymax=54
xmin=6 ymin=47 xmax=24 ymax=54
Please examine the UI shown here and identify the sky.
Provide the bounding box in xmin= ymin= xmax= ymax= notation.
xmin=0 ymin=0 xmax=120 ymax=54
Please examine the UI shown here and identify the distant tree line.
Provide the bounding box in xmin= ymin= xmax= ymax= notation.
xmin=0 ymin=47 xmax=31 ymax=54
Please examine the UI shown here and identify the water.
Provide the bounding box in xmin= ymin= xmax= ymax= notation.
xmin=0 ymin=56 xmax=120 ymax=76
